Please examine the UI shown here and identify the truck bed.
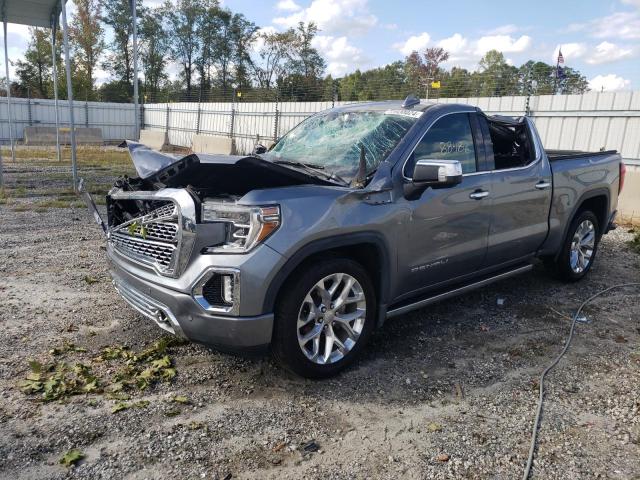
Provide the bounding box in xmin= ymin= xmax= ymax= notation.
xmin=546 ymin=149 xmax=618 ymax=161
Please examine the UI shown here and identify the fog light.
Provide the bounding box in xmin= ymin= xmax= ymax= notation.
xmin=191 ymin=269 xmax=241 ymax=315
xmin=222 ymin=275 xmax=234 ymax=304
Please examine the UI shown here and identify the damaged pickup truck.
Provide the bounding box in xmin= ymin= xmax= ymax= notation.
xmin=82 ymin=96 xmax=625 ymax=378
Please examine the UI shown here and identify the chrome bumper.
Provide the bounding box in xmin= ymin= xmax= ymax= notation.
xmin=112 ymin=277 xmax=186 ymax=338
xmin=109 ymin=258 xmax=274 ymax=352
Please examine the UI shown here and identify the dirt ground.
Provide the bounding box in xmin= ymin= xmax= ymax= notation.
xmin=0 ymin=149 xmax=639 ymax=480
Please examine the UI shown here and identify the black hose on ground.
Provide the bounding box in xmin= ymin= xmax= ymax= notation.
xmin=523 ymin=283 xmax=640 ymax=480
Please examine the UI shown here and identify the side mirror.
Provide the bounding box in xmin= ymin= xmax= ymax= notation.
xmin=412 ymin=159 xmax=463 ymax=186
xmin=404 ymin=159 xmax=463 ymax=199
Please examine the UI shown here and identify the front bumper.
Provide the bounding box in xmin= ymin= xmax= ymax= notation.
xmin=108 ymin=254 xmax=274 ymax=352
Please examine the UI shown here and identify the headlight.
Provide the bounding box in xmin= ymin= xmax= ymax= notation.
xmin=201 ymin=202 xmax=280 ymax=253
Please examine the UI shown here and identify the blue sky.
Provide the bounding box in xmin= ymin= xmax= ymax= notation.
xmin=6 ymin=0 xmax=639 ymax=91
xmin=227 ymin=0 xmax=640 ymax=91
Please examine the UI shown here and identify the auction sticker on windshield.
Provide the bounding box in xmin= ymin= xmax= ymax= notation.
xmin=384 ymin=109 xmax=423 ymax=118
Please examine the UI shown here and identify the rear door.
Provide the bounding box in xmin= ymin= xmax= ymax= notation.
xmin=480 ymin=116 xmax=553 ymax=265
xmin=397 ymin=112 xmax=492 ymax=295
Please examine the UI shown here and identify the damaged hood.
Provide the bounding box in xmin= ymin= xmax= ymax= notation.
xmin=120 ymin=141 xmax=336 ymax=195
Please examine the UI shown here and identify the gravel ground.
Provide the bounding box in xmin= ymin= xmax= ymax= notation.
xmin=1 ymin=153 xmax=639 ymax=480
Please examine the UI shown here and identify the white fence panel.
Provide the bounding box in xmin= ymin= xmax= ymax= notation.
xmin=142 ymin=91 xmax=640 ymax=161
xmin=0 ymin=97 xmax=137 ymax=142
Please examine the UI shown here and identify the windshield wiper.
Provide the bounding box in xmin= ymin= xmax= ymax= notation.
xmin=272 ymin=159 xmax=349 ymax=186
xmin=273 ymin=159 xmax=326 ymax=170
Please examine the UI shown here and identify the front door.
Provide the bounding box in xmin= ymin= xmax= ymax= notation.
xmin=397 ymin=112 xmax=491 ymax=297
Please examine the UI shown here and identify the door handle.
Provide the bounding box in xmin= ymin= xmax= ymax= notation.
xmin=535 ymin=181 xmax=551 ymax=190
xmin=469 ymin=190 xmax=489 ymax=200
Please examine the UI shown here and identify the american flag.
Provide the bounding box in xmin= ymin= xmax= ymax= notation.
xmin=557 ymin=49 xmax=565 ymax=64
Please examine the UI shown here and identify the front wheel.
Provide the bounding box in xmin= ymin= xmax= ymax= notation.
xmin=272 ymin=258 xmax=376 ymax=378
xmin=546 ymin=210 xmax=600 ymax=282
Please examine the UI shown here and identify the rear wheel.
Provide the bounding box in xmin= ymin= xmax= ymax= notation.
xmin=272 ymin=258 xmax=376 ymax=378
xmin=546 ymin=210 xmax=600 ymax=282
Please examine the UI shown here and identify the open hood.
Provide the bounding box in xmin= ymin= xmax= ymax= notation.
xmin=119 ymin=141 xmax=336 ymax=196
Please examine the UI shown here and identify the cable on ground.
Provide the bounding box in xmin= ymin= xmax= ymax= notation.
xmin=523 ymin=282 xmax=640 ymax=480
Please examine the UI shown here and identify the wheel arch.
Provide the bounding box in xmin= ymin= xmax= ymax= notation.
xmin=553 ymin=188 xmax=610 ymax=260
xmin=263 ymin=232 xmax=392 ymax=327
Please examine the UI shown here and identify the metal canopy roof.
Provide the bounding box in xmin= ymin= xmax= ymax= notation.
xmin=1 ymin=0 xmax=62 ymax=28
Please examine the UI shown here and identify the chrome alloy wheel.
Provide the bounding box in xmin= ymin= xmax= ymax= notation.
xmin=570 ymin=219 xmax=596 ymax=273
xmin=296 ymin=273 xmax=367 ymax=365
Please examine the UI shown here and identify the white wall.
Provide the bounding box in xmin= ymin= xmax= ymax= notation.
xmin=0 ymin=97 xmax=138 ymax=142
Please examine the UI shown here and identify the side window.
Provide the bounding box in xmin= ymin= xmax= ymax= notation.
xmin=410 ymin=113 xmax=477 ymax=174
xmin=486 ymin=119 xmax=535 ymax=170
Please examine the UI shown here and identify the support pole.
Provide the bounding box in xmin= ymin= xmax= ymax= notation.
xmin=131 ymin=0 xmax=139 ymax=141
xmin=61 ymin=0 xmax=78 ymax=191
xmin=50 ymin=21 xmax=62 ymax=163
xmin=3 ymin=18 xmax=15 ymax=162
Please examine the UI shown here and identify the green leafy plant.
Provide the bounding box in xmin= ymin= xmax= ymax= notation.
xmin=21 ymin=337 xmax=186 ymax=404
xmin=49 ymin=342 xmax=87 ymax=356
xmin=19 ymin=361 xmax=100 ymax=401
xmin=59 ymin=449 xmax=85 ymax=468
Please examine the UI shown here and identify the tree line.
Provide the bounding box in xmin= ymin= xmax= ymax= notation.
xmin=11 ymin=0 xmax=590 ymax=103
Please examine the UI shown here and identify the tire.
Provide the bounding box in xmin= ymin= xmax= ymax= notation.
xmin=272 ymin=258 xmax=376 ymax=378
xmin=546 ymin=210 xmax=600 ymax=282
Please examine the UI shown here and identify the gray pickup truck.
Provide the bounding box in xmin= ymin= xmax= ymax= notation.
xmin=82 ymin=96 xmax=624 ymax=378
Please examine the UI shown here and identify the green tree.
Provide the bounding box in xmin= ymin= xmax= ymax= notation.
xmin=100 ymin=0 xmax=144 ymax=98
xmin=477 ymin=50 xmax=520 ymax=96
xmin=14 ymin=28 xmax=53 ymax=98
xmin=404 ymin=47 xmax=449 ymax=96
xmin=251 ymin=29 xmax=296 ymax=90
xmin=140 ymin=7 xmax=169 ymax=100
xmin=70 ymin=0 xmax=105 ymax=100
xmin=165 ymin=0 xmax=209 ymax=97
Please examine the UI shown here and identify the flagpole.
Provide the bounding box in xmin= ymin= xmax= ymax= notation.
xmin=554 ymin=46 xmax=561 ymax=94
xmin=553 ymin=49 xmax=560 ymax=95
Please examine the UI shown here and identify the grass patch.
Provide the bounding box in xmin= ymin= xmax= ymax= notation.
xmin=3 ymin=146 xmax=132 ymax=168
xmin=629 ymin=228 xmax=640 ymax=254
xmin=35 ymin=199 xmax=86 ymax=209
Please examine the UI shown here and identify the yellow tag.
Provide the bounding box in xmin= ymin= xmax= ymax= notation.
xmin=237 ymin=91 xmax=242 ymax=98
xmin=431 ymin=81 xmax=441 ymax=89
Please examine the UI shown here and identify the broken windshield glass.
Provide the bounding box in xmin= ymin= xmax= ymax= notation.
xmin=263 ymin=110 xmax=419 ymax=181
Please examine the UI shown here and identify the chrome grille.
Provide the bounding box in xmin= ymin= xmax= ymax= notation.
xmin=127 ymin=222 xmax=178 ymax=242
xmin=109 ymin=200 xmax=181 ymax=275
xmin=111 ymin=233 xmax=176 ymax=267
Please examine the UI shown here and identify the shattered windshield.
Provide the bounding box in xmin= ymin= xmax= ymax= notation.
xmin=264 ymin=109 xmax=420 ymax=180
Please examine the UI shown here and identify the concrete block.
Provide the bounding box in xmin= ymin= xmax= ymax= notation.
xmin=619 ymin=164 xmax=640 ymax=222
xmin=191 ymin=134 xmax=235 ymax=155
xmin=139 ymin=129 xmax=168 ymax=151
xmin=24 ymin=126 xmax=103 ymax=145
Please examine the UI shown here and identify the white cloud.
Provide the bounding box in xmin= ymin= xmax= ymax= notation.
xmin=394 ymin=32 xmax=532 ymax=69
xmin=312 ymin=35 xmax=369 ymax=76
xmin=484 ymin=24 xmax=519 ymax=35
xmin=276 ymin=0 xmax=301 ymax=11
xmin=568 ymin=11 xmax=640 ymax=40
xmin=394 ymin=32 xmax=431 ymax=56
xmin=437 ymin=33 xmax=467 ymax=54
xmin=552 ymin=43 xmax=587 ymax=63
xmin=475 ymin=35 xmax=532 ymax=55
xmin=273 ymin=0 xmax=377 ymax=36
xmin=586 ymin=41 xmax=635 ymax=64
xmin=588 ymin=74 xmax=631 ymax=91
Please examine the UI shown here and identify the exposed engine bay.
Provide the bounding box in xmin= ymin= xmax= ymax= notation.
xmin=109 ymin=141 xmax=334 ymax=227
